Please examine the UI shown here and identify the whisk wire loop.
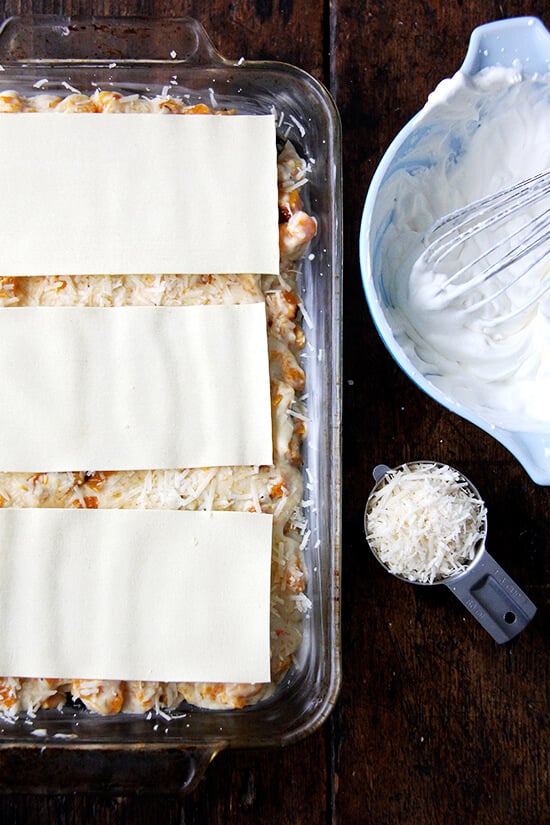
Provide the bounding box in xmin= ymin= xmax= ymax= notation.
xmin=420 ymin=169 xmax=550 ymax=324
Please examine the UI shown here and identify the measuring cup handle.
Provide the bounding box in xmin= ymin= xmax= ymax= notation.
xmin=445 ymin=550 xmax=537 ymax=643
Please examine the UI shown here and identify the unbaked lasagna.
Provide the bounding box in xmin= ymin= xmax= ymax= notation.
xmin=0 ymin=89 xmax=316 ymax=716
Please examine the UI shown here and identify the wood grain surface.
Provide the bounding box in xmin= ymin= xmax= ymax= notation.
xmin=0 ymin=1 xmax=548 ymax=823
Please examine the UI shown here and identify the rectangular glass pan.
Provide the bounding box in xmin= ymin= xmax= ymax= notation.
xmin=0 ymin=15 xmax=342 ymax=793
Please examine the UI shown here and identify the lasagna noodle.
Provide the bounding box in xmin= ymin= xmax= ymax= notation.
xmin=0 ymin=508 xmax=273 ymax=683
xmin=0 ymin=113 xmax=279 ymax=276
xmin=0 ymin=304 xmax=273 ymax=471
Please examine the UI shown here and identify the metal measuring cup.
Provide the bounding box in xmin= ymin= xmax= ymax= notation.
xmin=364 ymin=462 xmax=537 ymax=643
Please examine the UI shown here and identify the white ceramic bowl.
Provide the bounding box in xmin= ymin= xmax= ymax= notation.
xmin=359 ymin=17 xmax=550 ymax=485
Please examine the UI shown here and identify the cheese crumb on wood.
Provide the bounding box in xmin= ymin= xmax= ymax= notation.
xmin=366 ymin=462 xmax=487 ymax=583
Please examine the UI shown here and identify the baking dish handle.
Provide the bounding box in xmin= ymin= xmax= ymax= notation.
xmin=0 ymin=15 xmax=229 ymax=66
xmin=0 ymin=743 xmax=220 ymax=795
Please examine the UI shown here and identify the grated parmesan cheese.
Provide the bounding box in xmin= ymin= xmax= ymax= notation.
xmin=366 ymin=462 xmax=486 ymax=584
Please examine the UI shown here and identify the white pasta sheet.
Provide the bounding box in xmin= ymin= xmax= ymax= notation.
xmin=0 ymin=304 xmax=273 ymax=471
xmin=0 ymin=113 xmax=279 ymax=276
xmin=0 ymin=508 xmax=272 ymax=683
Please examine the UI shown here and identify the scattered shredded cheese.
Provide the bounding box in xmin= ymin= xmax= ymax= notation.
xmin=366 ymin=462 xmax=486 ymax=584
xmin=61 ymin=80 xmax=80 ymax=94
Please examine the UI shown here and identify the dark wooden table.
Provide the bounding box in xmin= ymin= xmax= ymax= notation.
xmin=0 ymin=1 xmax=548 ymax=823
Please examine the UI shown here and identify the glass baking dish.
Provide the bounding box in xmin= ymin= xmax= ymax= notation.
xmin=0 ymin=15 xmax=342 ymax=793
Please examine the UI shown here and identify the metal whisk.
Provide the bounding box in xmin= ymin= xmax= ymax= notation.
xmin=418 ymin=169 xmax=550 ymax=325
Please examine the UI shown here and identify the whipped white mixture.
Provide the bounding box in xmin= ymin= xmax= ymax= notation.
xmin=381 ymin=66 xmax=550 ymax=429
